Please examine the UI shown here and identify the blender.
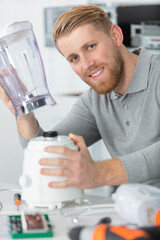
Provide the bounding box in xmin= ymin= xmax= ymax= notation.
xmin=19 ymin=131 xmax=84 ymax=209
xmin=0 ymin=21 xmax=56 ymax=119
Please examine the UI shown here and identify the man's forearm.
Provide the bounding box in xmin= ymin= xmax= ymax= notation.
xmin=95 ymin=158 xmax=127 ymax=186
xmin=17 ymin=112 xmax=39 ymax=139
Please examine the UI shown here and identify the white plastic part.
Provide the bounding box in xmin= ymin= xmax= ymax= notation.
xmin=19 ymin=175 xmax=32 ymax=187
xmin=20 ymin=135 xmax=84 ymax=209
xmin=0 ymin=21 xmax=32 ymax=39
xmin=19 ymin=175 xmax=28 ymax=187
xmin=112 ymin=184 xmax=160 ymax=226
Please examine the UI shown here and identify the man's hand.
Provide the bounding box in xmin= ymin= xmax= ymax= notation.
xmin=39 ymin=133 xmax=101 ymax=189
xmin=39 ymin=133 xmax=127 ymax=189
xmin=0 ymin=85 xmax=15 ymax=115
xmin=0 ymin=69 xmax=39 ymax=139
xmin=0 ymin=70 xmax=15 ymax=115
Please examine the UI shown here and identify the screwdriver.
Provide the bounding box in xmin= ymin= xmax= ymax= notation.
xmin=14 ymin=193 xmax=21 ymax=211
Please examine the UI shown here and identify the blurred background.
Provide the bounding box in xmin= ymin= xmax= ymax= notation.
xmin=0 ymin=0 xmax=160 ymax=184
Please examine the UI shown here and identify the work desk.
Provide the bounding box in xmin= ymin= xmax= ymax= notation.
xmin=0 ymin=184 xmax=126 ymax=240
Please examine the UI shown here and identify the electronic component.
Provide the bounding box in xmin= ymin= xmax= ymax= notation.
xmin=14 ymin=193 xmax=21 ymax=211
xmin=130 ymin=21 xmax=160 ymax=49
xmin=8 ymin=213 xmax=53 ymax=238
xmin=21 ymin=212 xmax=48 ymax=233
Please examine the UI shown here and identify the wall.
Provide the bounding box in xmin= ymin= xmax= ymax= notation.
xmin=0 ymin=0 xmax=45 ymax=184
xmin=0 ymin=0 xmax=159 ymax=184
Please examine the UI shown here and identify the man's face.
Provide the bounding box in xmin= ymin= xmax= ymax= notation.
xmin=57 ymin=24 xmax=123 ymax=94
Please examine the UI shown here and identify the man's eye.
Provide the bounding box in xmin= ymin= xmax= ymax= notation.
xmin=88 ymin=44 xmax=95 ymax=50
xmin=72 ymin=56 xmax=78 ymax=62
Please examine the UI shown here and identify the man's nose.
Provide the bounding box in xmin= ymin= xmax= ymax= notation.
xmin=81 ymin=56 xmax=95 ymax=71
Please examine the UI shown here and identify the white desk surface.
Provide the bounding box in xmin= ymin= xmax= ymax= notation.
xmin=0 ymin=184 xmax=126 ymax=240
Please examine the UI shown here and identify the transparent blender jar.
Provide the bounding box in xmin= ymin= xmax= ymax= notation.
xmin=0 ymin=21 xmax=56 ymax=119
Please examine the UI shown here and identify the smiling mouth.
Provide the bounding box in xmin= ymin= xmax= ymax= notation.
xmin=89 ymin=67 xmax=104 ymax=78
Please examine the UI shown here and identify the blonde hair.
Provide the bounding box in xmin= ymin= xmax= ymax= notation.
xmin=53 ymin=5 xmax=113 ymax=48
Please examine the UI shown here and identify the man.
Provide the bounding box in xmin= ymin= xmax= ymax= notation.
xmin=0 ymin=5 xmax=160 ymax=190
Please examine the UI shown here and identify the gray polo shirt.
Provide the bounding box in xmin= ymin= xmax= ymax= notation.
xmin=20 ymin=48 xmax=160 ymax=186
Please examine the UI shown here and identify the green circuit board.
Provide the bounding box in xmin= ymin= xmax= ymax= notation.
xmin=9 ymin=214 xmax=53 ymax=238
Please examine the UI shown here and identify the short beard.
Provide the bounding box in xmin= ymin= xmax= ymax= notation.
xmin=82 ymin=46 xmax=123 ymax=94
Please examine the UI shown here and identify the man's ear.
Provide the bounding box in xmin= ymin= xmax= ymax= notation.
xmin=110 ymin=24 xmax=123 ymax=47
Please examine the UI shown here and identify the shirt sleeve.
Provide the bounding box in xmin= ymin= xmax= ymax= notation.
xmin=19 ymin=90 xmax=101 ymax=148
xmin=18 ymin=126 xmax=44 ymax=149
xmin=120 ymin=141 xmax=160 ymax=184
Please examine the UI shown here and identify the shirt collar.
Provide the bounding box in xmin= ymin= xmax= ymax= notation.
xmin=110 ymin=91 xmax=122 ymax=100
xmin=110 ymin=47 xmax=152 ymax=99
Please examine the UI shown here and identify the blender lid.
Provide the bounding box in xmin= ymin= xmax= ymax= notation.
xmin=0 ymin=21 xmax=32 ymax=39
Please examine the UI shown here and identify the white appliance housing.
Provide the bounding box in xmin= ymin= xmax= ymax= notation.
xmin=19 ymin=133 xmax=84 ymax=209
xmin=112 ymin=184 xmax=160 ymax=226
